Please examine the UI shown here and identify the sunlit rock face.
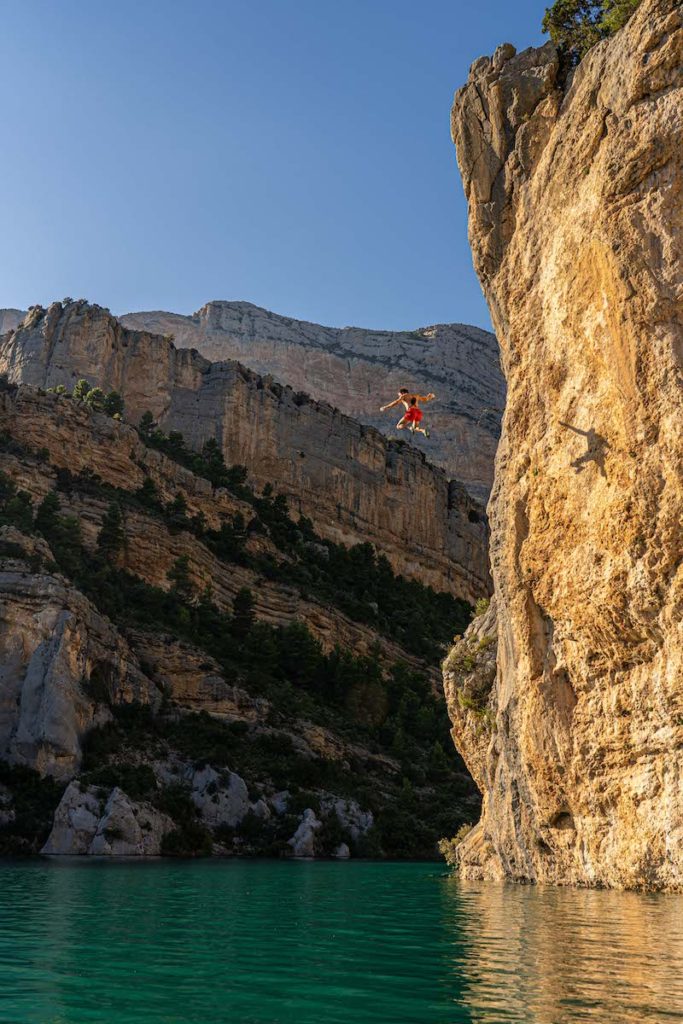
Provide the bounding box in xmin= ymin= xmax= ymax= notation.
xmin=0 ymin=302 xmax=489 ymax=602
xmin=447 ymin=0 xmax=683 ymax=889
xmin=121 ymin=302 xmax=505 ymax=504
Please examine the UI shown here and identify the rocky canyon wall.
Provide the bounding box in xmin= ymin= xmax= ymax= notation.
xmin=446 ymin=0 xmax=683 ymax=889
xmin=0 ymin=382 xmax=479 ymax=855
xmin=0 ymin=302 xmax=489 ymax=602
xmin=120 ymin=302 xmax=504 ymax=503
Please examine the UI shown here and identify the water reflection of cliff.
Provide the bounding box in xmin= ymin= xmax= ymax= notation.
xmin=441 ymin=878 xmax=683 ymax=1023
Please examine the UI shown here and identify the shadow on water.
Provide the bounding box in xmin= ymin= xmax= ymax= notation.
xmin=559 ymin=422 xmax=610 ymax=478
xmin=1 ymin=860 xmax=683 ymax=1023
xmin=441 ymin=876 xmax=683 ymax=1023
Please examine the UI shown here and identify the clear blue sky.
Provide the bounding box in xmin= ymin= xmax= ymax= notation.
xmin=1 ymin=1 xmax=545 ymax=331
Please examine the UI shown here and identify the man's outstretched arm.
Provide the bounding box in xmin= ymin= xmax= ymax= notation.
xmin=559 ymin=421 xmax=588 ymax=437
xmin=416 ymin=393 xmax=436 ymax=402
xmin=380 ymin=396 xmax=404 ymax=412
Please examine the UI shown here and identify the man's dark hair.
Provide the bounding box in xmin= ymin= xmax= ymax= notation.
xmin=399 ymin=388 xmax=409 ymax=394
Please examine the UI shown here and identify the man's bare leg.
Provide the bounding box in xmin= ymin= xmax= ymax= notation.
xmin=396 ymin=416 xmax=407 ymax=430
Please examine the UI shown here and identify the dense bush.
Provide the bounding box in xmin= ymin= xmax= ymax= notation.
xmin=543 ymin=0 xmax=641 ymax=65
xmin=0 ymin=763 xmax=65 ymax=855
xmin=438 ymin=823 xmax=474 ymax=867
xmin=156 ymin=784 xmax=213 ymax=857
xmin=80 ymin=763 xmax=157 ymax=801
xmin=0 ymin=471 xmax=34 ymax=533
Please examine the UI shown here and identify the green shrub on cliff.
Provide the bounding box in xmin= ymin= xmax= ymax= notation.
xmin=0 ymin=473 xmax=34 ymax=532
xmin=0 ymin=763 xmax=65 ymax=855
xmin=103 ymin=390 xmax=124 ymax=417
xmin=438 ymin=823 xmax=474 ymax=867
xmin=97 ymin=502 xmax=125 ymax=560
xmin=72 ymin=378 xmax=91 ymax=402
xmin=542 ymin=0 xmax=641 ymax=64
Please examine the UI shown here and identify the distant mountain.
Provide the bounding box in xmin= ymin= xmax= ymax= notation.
xmin=0 ymin=309 xmax=25 ymax=335
xmin=121 ymin=302 xmax=504 ymax=502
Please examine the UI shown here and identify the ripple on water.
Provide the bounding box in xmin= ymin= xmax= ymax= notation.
xmin=445 ymin=877 xmax=683 ymax=1023
xmin=0 ymin=860 xmax=682 ymax=1024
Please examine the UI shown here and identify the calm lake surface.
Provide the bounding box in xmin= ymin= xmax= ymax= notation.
xmin=1 ymin=860 xmax=683 ymax=1024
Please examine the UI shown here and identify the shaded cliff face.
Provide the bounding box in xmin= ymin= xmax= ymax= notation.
xmin=0 ymin=301 xmax=489 ymax=602
xmin=121 ymin=302 xmax=504 ymax=503
xmin=0 ymin=383 xmax=479 ymax=857
xmin=0 ymin=529 xmax=159 ymax=781
xmin=447 ymin=0 xmax=683 ymax=889
xmin=0 ymin=310 xmax=24 ymax=336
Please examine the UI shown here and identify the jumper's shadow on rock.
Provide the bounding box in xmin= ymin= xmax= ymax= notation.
xmin=559 ymin=422 xmax=610 ymax=478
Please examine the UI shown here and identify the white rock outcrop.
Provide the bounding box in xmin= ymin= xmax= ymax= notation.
xmin=191 ymin=765 xmax=250 ymax=828
xmin=320 ymin=796 xmax=373 ymax=840
xmin=42 ymin=783 xmax=173 ymax=856
xmin=288 ymin=808 xmax=322 ymax=858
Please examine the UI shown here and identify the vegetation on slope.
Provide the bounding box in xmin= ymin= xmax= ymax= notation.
xmin=0 ymin=411 xmax=479 ymax=859
xmin=135 ymin=413 xmax=470 ymax=660
xmin=0 ymin=764 xmax=65 ymax=856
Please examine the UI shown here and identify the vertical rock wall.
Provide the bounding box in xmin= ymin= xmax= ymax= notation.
xmin=447 ymin=0 xmax=683 ymax=888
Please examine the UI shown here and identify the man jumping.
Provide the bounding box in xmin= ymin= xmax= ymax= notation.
xmin=379 ymin=388 xmax=435 ymax=437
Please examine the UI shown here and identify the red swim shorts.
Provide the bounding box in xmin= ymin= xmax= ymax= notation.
xmin=405 ymin=407 xmax=423 ymax=423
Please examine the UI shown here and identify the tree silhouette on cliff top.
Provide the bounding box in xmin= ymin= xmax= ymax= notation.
xmin=543 ymin=0 xmax=641 ymax=65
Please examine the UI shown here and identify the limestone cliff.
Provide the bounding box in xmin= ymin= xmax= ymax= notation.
xmin=0 ymin=380 xmax=479 ymax=857
xmin=121 ymin=302 xmax=504 ymax=503
xmin=0 ymin=528 xmax=159 ymax=780
xmin=446 ymin=0 xmax=683 ymax=889
xmin=1 ymin=386 xmax=443 ymax=677
xmin=0 ymin=301 xmax=489 ymax=602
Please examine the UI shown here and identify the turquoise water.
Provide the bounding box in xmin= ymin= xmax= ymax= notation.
xmin=1 ymin=860 xmax=683 ymax=1024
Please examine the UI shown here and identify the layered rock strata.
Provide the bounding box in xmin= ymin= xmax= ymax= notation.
xmin=6 ymin=301 xmax=504 ymax=503
xmin=0 ymin=385 xmax=447 ymax=683
xmin=0 ymin=302 xmax=489 ymax=602
xmin=121 ymin=302 xmax=504 ymax=503
xmin=0 ymin=380 xmax=479 ymax=857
